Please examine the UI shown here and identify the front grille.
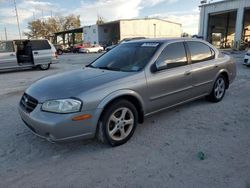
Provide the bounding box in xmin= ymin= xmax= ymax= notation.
xmin=20 ymin=93 xmax=38 ymax=113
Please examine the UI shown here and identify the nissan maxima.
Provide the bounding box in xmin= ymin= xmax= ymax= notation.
xmin=19 ymin=38 xmax=236 ymax=146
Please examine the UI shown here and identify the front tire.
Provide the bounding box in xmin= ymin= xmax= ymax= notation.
xmin=97 ymin=100 xmax=138 ymax=146
xmin=206 ymin=75 xmax=226 ymax=102
xmin=39 ymin=64 xmax=50 ymax=70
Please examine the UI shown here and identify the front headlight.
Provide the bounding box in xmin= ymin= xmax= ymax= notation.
xmin=42 ymin=99 xmax=82 ymax=113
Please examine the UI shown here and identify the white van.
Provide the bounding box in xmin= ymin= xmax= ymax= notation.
xmin=0 ymin=39 xmax=59 ymax=71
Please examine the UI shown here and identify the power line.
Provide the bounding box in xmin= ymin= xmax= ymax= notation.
xmin=13 ymin=0 xmax=21 ymax=39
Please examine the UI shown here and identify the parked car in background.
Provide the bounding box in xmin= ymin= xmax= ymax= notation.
xmin=53 ymin=44 xmax=64 ymax=55
xmin=0 ymin=39 xmax=58 ymax=71
xmin=72 ymin=44 xmax=85 ymax=53
xmin=105 ymin=44 xmax=116 ymax=52
xmin=105 ymin=37 xmax=146 ymax=51
xmin=18 ymin=38 xmax=236 ymax=146
xmin=243 ymin=49 xmax=250 ymax=66
xmin=79 ymin=45 xmax=104 ymax=53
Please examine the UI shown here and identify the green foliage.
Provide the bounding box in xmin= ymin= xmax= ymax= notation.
xmin=24 ymin=14 xmax=81 ymax=39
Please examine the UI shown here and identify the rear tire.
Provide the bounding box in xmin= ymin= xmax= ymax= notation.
xmin=97 ymin=100 xmax=138 ymax=146
xmin=57 ymin=49 xmax=63 ymax=55
xmin=206 ymin=75 xmax=226 ymax=102
xmin=39 ymin=64 xmax=50 ymax=70
xmin=98 ymin=49 xmax=102 ymax=53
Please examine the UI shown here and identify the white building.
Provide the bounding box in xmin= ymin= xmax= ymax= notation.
xmin=83 ymin=18 xmax=182 ymax=46
xmin=199 ymin=0 xmax=250 ymax=49
xmin=83 ymin=25 xmax=99 ymax=45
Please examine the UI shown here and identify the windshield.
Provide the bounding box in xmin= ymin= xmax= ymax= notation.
xmin=89 ymin=42 xmax=161 ymax=72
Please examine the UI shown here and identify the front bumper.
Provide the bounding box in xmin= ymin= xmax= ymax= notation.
xmin=18 ymin=104 xmax=102 ymax=142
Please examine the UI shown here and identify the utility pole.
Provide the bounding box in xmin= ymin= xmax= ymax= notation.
xmin=42 ymin=9 xmax=44 ymax=21
xmin=4 ymin=27 xmax=7 ymax=40
xmin=13 ymin=0 xmax=21 ymax=39
xmin=153 ymin=24 xmax=156 ymax=38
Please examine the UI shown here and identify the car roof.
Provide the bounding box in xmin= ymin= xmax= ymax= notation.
xmin=123 ymin=37 xmax=219 ymax=55
xmin=124 ymin=37 xmax=204 ymax=44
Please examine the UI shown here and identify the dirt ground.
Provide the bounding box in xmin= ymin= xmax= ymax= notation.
xmin=0 ymin=52 xmax=249 ymax=188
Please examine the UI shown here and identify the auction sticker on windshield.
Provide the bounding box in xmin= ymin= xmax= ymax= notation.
xmin=141 ymin=43 xmax=159 ymax=47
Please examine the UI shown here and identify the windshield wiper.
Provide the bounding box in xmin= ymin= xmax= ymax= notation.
xmin=86 ymin=64 xmax=94 ymax=68
xmin=97 ymin=66 xmax=121 ymax=71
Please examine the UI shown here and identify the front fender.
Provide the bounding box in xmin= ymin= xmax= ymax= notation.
xmin=97 ymin=89 xmax=145 ymax=111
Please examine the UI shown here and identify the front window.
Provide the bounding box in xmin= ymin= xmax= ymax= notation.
xmin=89 ymin=42 xmax=161 ymax=72
xmin=156 ymin=42 xmax=188 ymax=70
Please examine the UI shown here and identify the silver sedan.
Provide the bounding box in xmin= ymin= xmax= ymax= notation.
xmin=18 ymin=38 xmax=236 ymax=146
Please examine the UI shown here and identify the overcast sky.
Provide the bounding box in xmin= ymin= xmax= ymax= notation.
xmin=0 ymin=0 xmax=205 ymax=40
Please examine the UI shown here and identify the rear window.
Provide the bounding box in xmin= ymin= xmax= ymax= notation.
xmin=30 ymin=40 xmax=51 ymax=50
xmin=187 ymin=41 xmax=215 ymax=63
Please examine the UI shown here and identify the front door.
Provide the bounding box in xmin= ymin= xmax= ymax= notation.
xmin=145 ymin=42 xmax=194 ymax=114
xmin=0 ymin=41 xmax=18 ymax=69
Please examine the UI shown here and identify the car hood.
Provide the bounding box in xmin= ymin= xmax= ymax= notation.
xmin=26 ymin=68 xmax=132 ymax=102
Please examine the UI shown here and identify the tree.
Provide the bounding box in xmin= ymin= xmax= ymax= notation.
xmin=59 ymin=14 xmax=81 ymax=31
xmin=24 ymin=15 xmax=81 ymax=39
xmin=96 ymin=15 xmax=105 ymax=25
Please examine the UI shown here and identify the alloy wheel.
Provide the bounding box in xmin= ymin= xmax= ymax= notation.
xmin=107 ymin=107 xmax=134 ymax=141
xmin=214 ymin=77 xmax=225 ymax=99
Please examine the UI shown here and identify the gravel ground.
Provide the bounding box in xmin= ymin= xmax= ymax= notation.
xmin=0 ymin=52 xmax=249 ymax=188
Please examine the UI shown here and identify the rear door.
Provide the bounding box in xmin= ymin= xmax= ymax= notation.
xmin=185 ymin=41 xmax=218 ymax=95
xmin=31 ymin=40 xmax=52 ymax=65
xmin=0 ymin=41 xmax=18 ymax=69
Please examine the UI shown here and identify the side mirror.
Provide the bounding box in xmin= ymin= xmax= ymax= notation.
xmin=155 ymin=60 xmax=168 ymax=71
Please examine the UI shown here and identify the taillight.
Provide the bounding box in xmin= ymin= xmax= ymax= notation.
xmin=54 ymin=52 xmax=58 ymax=58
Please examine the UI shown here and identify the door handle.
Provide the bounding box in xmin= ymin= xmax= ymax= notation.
xmin=214 ymin=65 xmax=218 ymax=69
xmin=34 ymin=52 xmax=38 ymax=54
xmin=184 ymin=71 xmax=191 ymax=76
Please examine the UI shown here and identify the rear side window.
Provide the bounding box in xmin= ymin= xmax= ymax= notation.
xmin=187 ymin=41 xmax=215 ymax=63
xmin=157 ymin=42 xmax=188 ymax=69
xmin=0 ymin=41 xmax=14 ymax=53
xmin=30 ymin=40 xmax=51 ymax=50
